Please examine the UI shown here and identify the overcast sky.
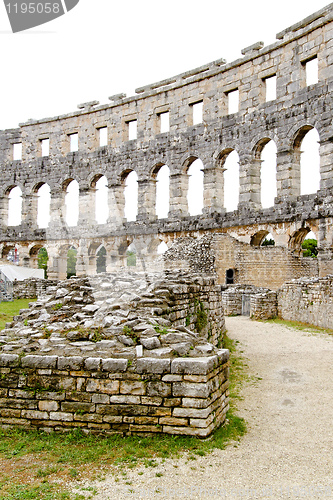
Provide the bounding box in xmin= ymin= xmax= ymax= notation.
xmin=0 ymin=0 xmax=330 ymax=130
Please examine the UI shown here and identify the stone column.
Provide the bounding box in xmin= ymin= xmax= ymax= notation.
xmin=76 ymin=240 xmax=89 ymax=277
xmin=21 ymin=192 xmax=38 ymax=231
xmin=0 ymin=194 xmax=8 ymax=231
xmin=107 ymin=182 xmax=126 ymax=227
xmin=202 ymin=164 xmax=225 ymax=215
xmin=78 ymin=183 xmax=96 ymax=229
xmin=137 ymin=178 xmax=157 ymax=221
xmin=168 ymin=172 xmax=189 ymax=218
xmin=275 ymin=148 xmax=300 ymax=200
xmin=48 ymin=187 xmax=66 ymax=235
xmin=238 ymin=153 xmax=261 ymax=209
xmin=319 ymin=138 xmax=333 ymax=192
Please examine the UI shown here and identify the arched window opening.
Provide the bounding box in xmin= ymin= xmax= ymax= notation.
xmin=37 ymin=248 xmax=48 ymax=278
xmin=96 ymin=245 xmax=107 ymax=273
xmin=156 ymin=165 xmax=170 ymax=219
xmin=37 ymin=184 xmax=51 ymax=228
xmin=8 ymin=186 xmax=22 ymax=226
xmin=126 ymin=243 xmax=136 ymax=267
xmin=302 ymin=231 xmax=318 ymax=258
xmin=67 ymin=247 xmax=77 ymax=278
xmin=95 ymin=176 xmax=108 ymax=224
xmin=65 ymin=180 xmax=79 ymax=226
xmin=261 ymin=233 xmax=275 ymax=247
xmin=187 ymin=159 xmax=204 ymax=215
xmin=157 ymin=241 xmax=168 ymax=254
xmin=300 ymin=128 xmax=320 ymax=195
xmin=6 ymin=246 xmax=19 ymax=264
xmin=223 ymin=151 xmax=239 ymax=212
xmin=124 ymin=171 xmax=138 ymax=221
xmin=260 ymin=141 xmax=277 ymax=208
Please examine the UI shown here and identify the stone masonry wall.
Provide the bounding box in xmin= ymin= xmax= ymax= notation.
xmin=250 ymin=292 xmax=278 ymax=321
xmin=13 ymin=278 xmax=58 ymax=300
xmin=0 ymin=271 xmax=228 ymax=436
xmin=0 ymin=4 xmax=332 ymax=285
xmin=0 ymin=351 xmax=229 ymax=438
xmin=278 ymin=275 xmax=333 ymax=329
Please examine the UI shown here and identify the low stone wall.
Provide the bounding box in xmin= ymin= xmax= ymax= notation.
xmin=0 ymin=351 xmax=229 ymax=437
xmin=250 ymin=292 xmax=278 ymax=321
xmin=13 ymin=279 xmax=58 ymax=300
xmin=278 ymin=275 xmax=333 ymax=329
xmin=0 ymin=270 xmax=229 ymax=437
xmin=221 ymin=285 xmax=272 ymax=317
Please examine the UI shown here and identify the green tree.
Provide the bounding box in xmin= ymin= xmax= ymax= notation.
xmin=67 ymin=248 xmax=77 ymax=278
xmin=261 ymin=238 xmax=275 ymax=246
xmin=37 ymin=248 xmax=48 ymax=278
xmin=126 ymin=251 xmax=136 ymax=266
xmin=302 ymin=238 xmax=318 ymax=258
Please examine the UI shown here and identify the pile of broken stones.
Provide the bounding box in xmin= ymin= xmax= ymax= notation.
xmin=0 ymin=271 xmax=219 ymax=361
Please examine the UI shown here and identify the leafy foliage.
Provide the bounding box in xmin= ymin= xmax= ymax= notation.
xmin=261 ymin=238 xmax=275 ymax=246
xmin=37 ymin=248 xmax=48 ymax=278
xmin=302 ymin=238 xmax=318 ymax=258
xmin=67 ymin=248 xmax=77 ymax=278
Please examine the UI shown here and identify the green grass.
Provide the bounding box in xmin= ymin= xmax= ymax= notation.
xmin=265 ymin=317 xmax=333 ymax=335
xmin=0 ymin=298 xmax=36 ymax=330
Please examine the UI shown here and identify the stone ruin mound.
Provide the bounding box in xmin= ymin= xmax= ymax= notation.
xmin=0 ymin=271 xmax=229 ymax=437
xmin=1 ymin=270 xmax=225 ymax=360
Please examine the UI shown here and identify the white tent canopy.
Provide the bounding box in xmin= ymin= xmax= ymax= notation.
xmin=0 ymin=265 xmax=44 ymax=282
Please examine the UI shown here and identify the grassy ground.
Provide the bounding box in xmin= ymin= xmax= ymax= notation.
xmin=0 ymin=299 xmax=36 ymax=330
xmin=0 ymin=307 xmax=248 ymax=499
xmin=265 ymin=317 xmax=333 ymax=335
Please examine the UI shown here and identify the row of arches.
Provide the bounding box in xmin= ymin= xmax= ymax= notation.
xmin=5 ymin=127 xmax=320 ymax=227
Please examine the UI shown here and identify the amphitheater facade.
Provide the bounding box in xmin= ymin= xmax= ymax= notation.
xmin=1 ymin=3 xmax=333 ymax=287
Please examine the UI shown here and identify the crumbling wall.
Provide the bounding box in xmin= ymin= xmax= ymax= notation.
xmin=0 ymin=271 xmax=228 ymax=437
xmin=278 ymin=275 xmax=333 ymax=329
xmin=13 ymin=278 xmax=58 ymax=300
xmin=250 ymin=292 xmax=278 ymax=321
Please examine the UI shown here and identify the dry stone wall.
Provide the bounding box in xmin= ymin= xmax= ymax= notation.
xmin=0 ymin=271 xmax=229 ymax=436
xmin=0 ymin=350 xmax=229 ymax=438
xmin=13 ymin=278 xmax=58 ymax=300
xmin=278 ymin=275 xmax=333 ymax=329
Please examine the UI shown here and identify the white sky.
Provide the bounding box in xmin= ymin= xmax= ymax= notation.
xmin=2 ymin=0 xmax=326 ymax=228
xmin=0 ymin=0 xmax=330 ymax=130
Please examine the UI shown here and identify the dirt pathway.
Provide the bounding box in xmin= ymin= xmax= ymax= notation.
xmin=82 ymin=317 xmax=333 ymax=499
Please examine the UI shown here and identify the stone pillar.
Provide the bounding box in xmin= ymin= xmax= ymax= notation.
xmin=21 ymin=192 xmax=38 ymax=231
xmin=168 ymin=172 xmax=189 ymax=218
xmin=319 ymin=138 xmax=333 ymax=191
xmin=203 ymin=165 xmax=225 ymax=215
xmin=78 ymin=183 xmax=96 ymax=228
xmin=137 ymin=178 xmax=157 ymax=221
xmin=48 ymin=187 xmax=66 ymax=234
xmin=0 ymin=194 xmax=8 ymax=230
xmin=238 ymin=153 xmax=261 ymax=209
xmin=108 ymin=182 xmax=126 ymax=227
xmin=276 ymin=148 xmax=300 ymax=200
xmin=76 ymin=240 xmax=89 ymax=277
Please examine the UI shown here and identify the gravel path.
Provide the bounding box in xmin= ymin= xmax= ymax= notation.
xmin=82 ymin=317 xmax=333 ymax=499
